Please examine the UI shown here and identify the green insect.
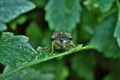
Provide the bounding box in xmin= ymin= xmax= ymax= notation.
xmin=51 ymin=30 xmax=76 ymax=53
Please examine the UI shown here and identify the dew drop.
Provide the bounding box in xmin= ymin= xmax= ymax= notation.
xmin=4 ymin=39 xmax=8 ymax=42
xmin=8 ymin=42 xmax=12 ymax=45
xmin=45 ymin=54 xmax=48 ymax=57
xmin=19 ymin=44 xmax=22 ymax=46
xmin=35 ymin=56 xmax=38 ymax=60
xmin=13 ymin=45 xmax=16 ymax=47
xmin=19 ymin=47 xmax=22 ymax=49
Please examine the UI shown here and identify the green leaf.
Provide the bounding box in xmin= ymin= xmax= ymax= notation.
xmin=114 ymin=1 xmax=120 ymax=48
xmin=10 ymin=15 xmax=28 ymax=30
xmin=0 ymin=32 xmax=37 ymax=68
xmin=83 ymin=0 xmax=99 ymax=11
xmin=45 ymin=0 xmax=81 ymax=32
xmin=5 ymin=60 xmax=68 ymax=80
xmin=34 ymin=60 xmax=69 ymax=80
xmin=104 ymin=60 xmax=120 ymax=80
xmin=0 ymin=0 xmax=35 ymax=23
xmin=5 ymin=67 xmax=55 ymax=80
xmin=89 ymin=14 xmax=120 ymax=58
xmin=78 ymin=9 xmax=96 ymax=43
xmin=0 ymin=31 xmax=94 ymax=79
xmin=0 ymin=22 xmax=7 ymax=32
xmin=105 ymin=70 xmax=120 ymax=80
xmin=72 ymin=52 xmax=96 ymax=80
xmin=0 ymin=32 xmax=37 ymax=78
xmin=0 ymin=0 xmax=35 ymax=31
xmin=40 ymin=30 xmax=51 ymax=46
xmin=96 ymin=0 xmax=114 ymax=13
xmin=26 ymin=22 xmax=52 ymax=47
xmin=31 ymin=0 xmax=48 ymax=8
xmin=83 ymin=0 xmax=114 ymax=12
xmin=26 ymin=21 xmax=42 ymax=48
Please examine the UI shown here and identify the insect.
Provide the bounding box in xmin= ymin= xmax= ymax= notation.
xmin=51 ymin=30 xmax=76 ymax=53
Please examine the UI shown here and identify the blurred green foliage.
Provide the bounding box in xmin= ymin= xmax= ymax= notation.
xmin=0 ymin=0 xmax=120 ymax=80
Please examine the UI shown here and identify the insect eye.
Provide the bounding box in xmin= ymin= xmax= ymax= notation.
xmin=51 ymin=37 xmax=55 ymax=41
xmin=59 ymin=36 xmax=62 ymax=39
xmin=62 ymin=36 xmax=65 ymax=38
xmin=69 ymin=37 xmax=72 ymax=40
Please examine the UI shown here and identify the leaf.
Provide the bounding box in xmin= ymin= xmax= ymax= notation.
xmin=104 ymin=70 xmax=120 ymax=80
xmin=96 ymin=0 xmax=114 ymax=13
xmin=0 ymin=22 xmax=7 ymax=32
xmin=0 ymin=32 xmax=37 ymax=78
xmin=0 ymin=31 xmax=94 ymax=79
xmin=72 ymin=51 xmax=96 ymax=80
xmin=83 ymin=0 xmax=99 ymax=11
xmin=5 ymin=60 xmax=68 ymax=80
xmin=40 ymin=30 xmax=51 ymax=46
xmin=26 ymin=21 xmax=42 ymax=48
xmin=89 ymin=14 xmax=120 ymax=58
xmin=31 ymin=0 xmax=48 ymax=8
xmin=78 ymin=9 xmax=96 ymax=43
xmin=10 ymin=15 xmax=28 ymax=30
xmin=83 ymin=0 xmax=114 ymax=12
xmin=34 ymin=60 xmax=69 ymax=80
xmin=26 ymin=22 xmax=52 ymax=47
xmin=45 ymin=0 xmax=81 ymax=32
xmin=0 ymin=0 xmax=35 ymax=31
xmin=5 ymin=67 xmax=55 ymax=80
xmin=0 ymin=0 xmax=35 ymax=23
xmin=0 ymin=32 xmax=37 ymax=68
xmin=104 ymin=60 xmax=120 ymax=80
xmin=114 ymin=0 xmax=120 ymax=48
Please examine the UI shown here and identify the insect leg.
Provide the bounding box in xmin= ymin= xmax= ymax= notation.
xmin=70 ymin=41 xmax=77 ymax=47
xmin=51 ymin=41 xmax=54 ymax=54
